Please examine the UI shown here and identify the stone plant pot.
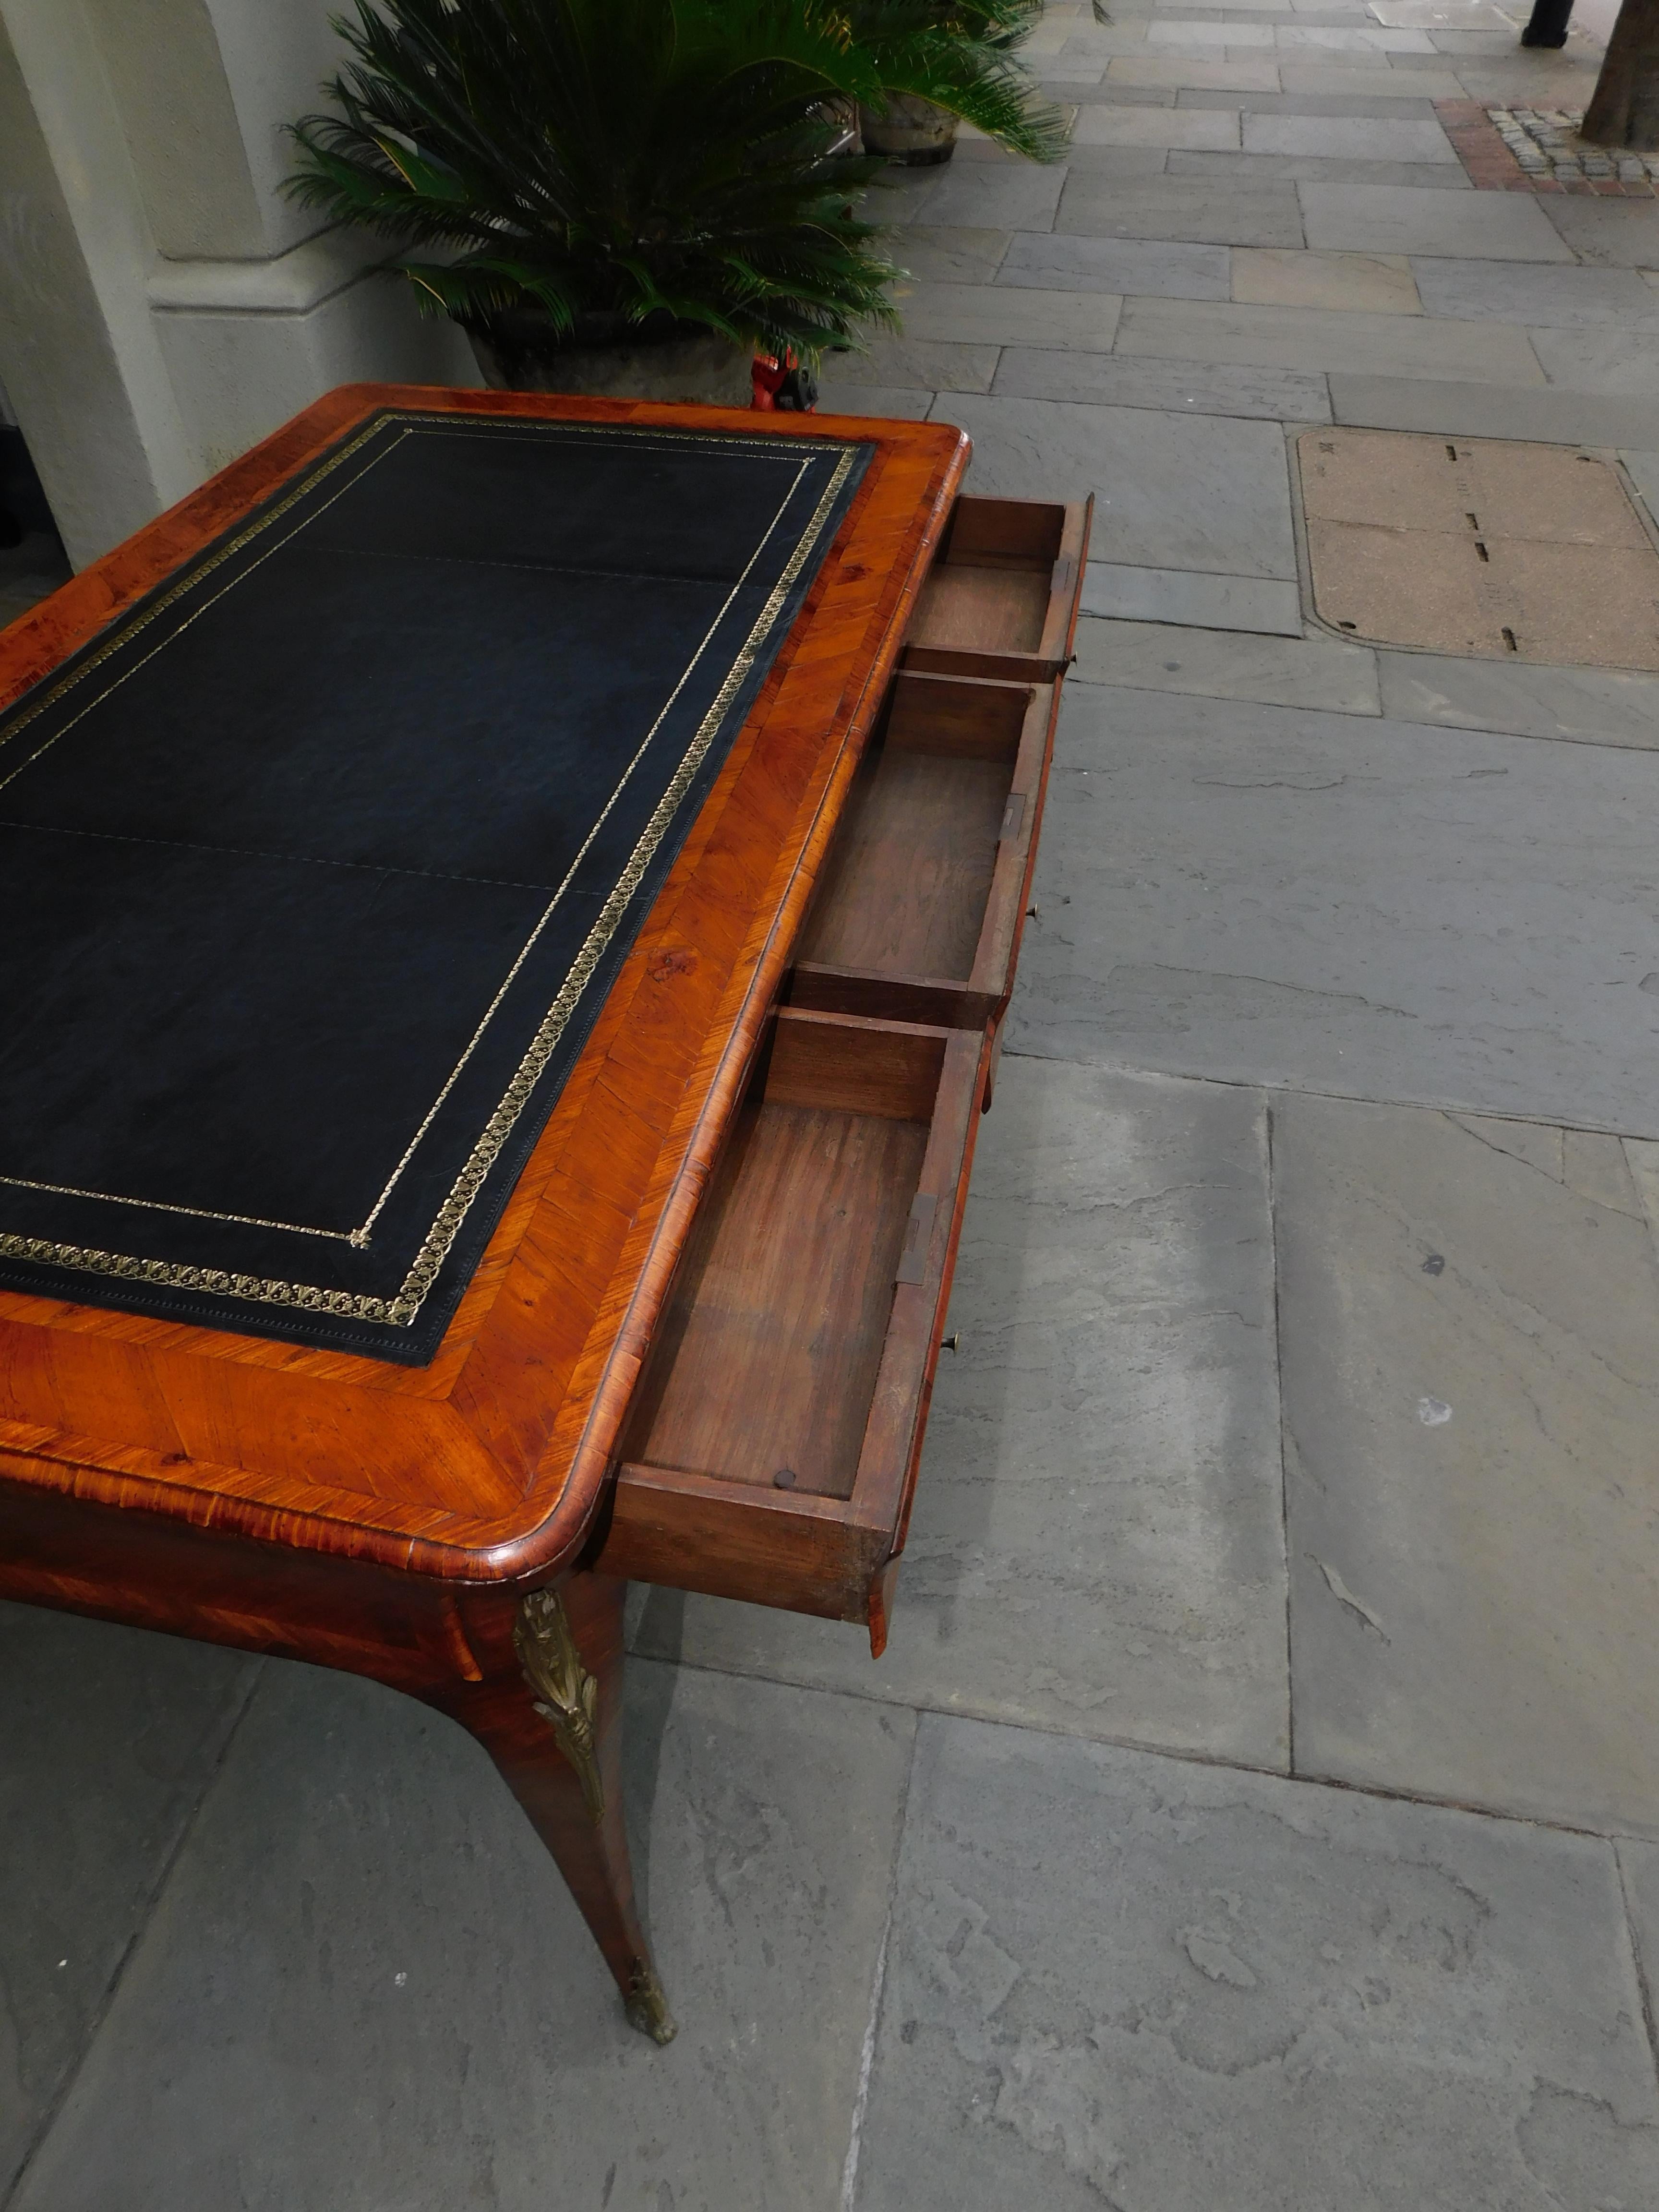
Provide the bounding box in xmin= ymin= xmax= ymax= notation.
xmin=857 ymin=95 xmax=960 ymax=166
xmin=469 ymin=311 xmax=752 ymax=406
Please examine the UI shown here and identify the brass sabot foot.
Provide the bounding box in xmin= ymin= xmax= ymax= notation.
xmin=625 ymin=1961 xmax=677 ymax=2046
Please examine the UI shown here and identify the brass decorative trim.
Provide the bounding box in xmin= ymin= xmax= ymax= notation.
xmin=625 ymin=1960 xmax=678 ymax=2046
xmin=0 ymin=415 xmax=864 ymax=1330
xmin=513 ymin=1587 xmax=604 ymax=1823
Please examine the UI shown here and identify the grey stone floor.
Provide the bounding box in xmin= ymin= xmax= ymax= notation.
xmin=0 ymin=530 xmax=69 ymax=632
xmin=7 ymin=2 xmax=1659 ymax=2205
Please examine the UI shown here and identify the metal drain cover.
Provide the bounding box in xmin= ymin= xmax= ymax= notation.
xmin=1298 ymin=429 xmax=1659 ymax=670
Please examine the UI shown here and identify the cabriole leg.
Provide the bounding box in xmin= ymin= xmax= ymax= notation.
xmin=433 ymin=1570 xmax=674 ymax=2044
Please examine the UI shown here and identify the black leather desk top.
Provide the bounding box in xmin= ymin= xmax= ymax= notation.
xmin=0 ymin=409 xmax=868 ymax=1361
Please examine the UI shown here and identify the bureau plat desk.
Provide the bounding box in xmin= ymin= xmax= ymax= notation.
xmin=0 ymin=386 xmax=1088 ymax=2042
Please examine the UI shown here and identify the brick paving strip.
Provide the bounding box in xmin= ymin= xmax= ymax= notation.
xmin=1436 ymin=96 xmax=1659 ymax=194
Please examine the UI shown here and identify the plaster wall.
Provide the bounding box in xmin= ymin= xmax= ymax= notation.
xmin=81 ymin=0 xmax=270 ymax=262
xmin=205 ymin=0 xmax=355 ymax=256
xmin=149 ymin=232 xmax=476 ymax=476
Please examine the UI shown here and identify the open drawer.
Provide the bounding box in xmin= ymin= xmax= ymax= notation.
xmin=902 ymin=493 xmax=1092 ymax=683
xmin=597 ymin=1007 xmax=990 ymax=1653
xmin=787 ymin=668 xmax=1058 ymax=1036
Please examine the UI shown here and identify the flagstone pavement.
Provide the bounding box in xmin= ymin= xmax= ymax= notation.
xmin=6 ymin=3 xmax=1659 ymax=2205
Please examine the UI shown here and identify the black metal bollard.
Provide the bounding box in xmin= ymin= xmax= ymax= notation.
xmin=1520 ymin=0 xmax=1574 ymax=47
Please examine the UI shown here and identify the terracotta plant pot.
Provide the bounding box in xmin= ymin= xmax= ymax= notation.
xmin=857 ymin=95 xmax=960 ymax=166
xmin=469 ymin=311 xmax=752 ymax=405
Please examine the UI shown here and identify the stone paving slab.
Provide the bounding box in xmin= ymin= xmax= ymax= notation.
xmin=1168 ymin=148 xmax=1474 ymax=184
xmin=1149 ymin=17 xmax=1279 ymax=41
xmin=997 ymin=230 xmax=1232 ymax=297
xmin=1377 ymin=647 xmax=1659 ymax=745
xmin=1331 ymin=370 xmax=1659 ymax=445
xmin=1072 ymin=612 xmax=1381 ymax=707
xmin=1081 ymin=561 xmax=1307 ymax=632
xmin=1539 ymin=193 xmax=1659 ymax=266
xmin=1301 ymin=178 xmax=1575 ymax=255
xmin=1007 ymin=684 xmax=1659 ymax=1134
xmin=852 ymin=1717 xmax=1659 ymax=2212
xmin=827 ymin=336 xmax=999 ymax=391
xmin=1276 ymin=1091 xmax=1659 ymax=1838
xmin=932 ymin=394 xmax=1299 ymax=576
xmin=817 ymin=383 xmax=935 ymax=421
xmin=1058 ymin=79 xmax=1181 ymax=106
xmin=8 ymin=1657 xmax=912 ymax=2212
xmin=1157 ymin=0 xmax=1307 ymax=13
xmin=1411 ymin=256 xmax=1659 ymax=327
xmin=1369 ymin=0 xmax=1505 ymax=23
xmin=1044 ymin=34 xmax=1149 ymax=63
xmin=1621 ymin=1839 xmax=1659 ymax=2018
xmin=1117 ymin=292 xmax=1544 ymax=378
xmin=1039 ymin=56 xmax=1118 ymax=80
xmin=633 ymin=1057 xmax=1290 ymax=1768
xmin=1054 ymin=142 xmax=1177 ymax=175
xmin=1056 ymin=174 xmax=1306 ymax=244
xmin=0 ymin=1607 xmax=257 ymax=2199
xmin=993 ymin=343 xmax=1333 ymax=418
xmin=1233 ymin=245 xmax=1423 ymax=311
xmin=896 ymin=279 xmax=1123 ymax=349
xmin=1529 ymin=326 xmax=1659 ymax=394
xmin=1181 ymin=85 xmax=1445 ymax=110
xmin=889 ymin=226 xmax=1012 ymax=283
xmin=1430 ymin=22 xmax=1550 ymax=50
xmin=1624 ymin=445 xmax=1659 ymax=518
xmin=1278 ymin=60 xmax=1468 ymax=92
xmin=1071 ymin=103 xmax=1241 ymax=146
xmin=865 ymin=171 xmax=944 ymax=228
xmin=1279 ymin=21 xmax=1439 ymax=45
xmin=957 ymin=126 xmax=1083 ymax=154
xmin=1245 ymin=111 xmax=1458 ymax=156
xmin=899 ymin=162 xmax=1070 ymax=232
xmin=1110 ymin=54 xmax=1284 ymax=86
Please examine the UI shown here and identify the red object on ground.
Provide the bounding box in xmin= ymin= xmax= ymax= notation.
xmin=751 ymin=349 xmax=818 ymax=411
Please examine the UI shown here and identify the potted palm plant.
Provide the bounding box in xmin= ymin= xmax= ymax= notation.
xmin=853 ymin=0 xmax=1066 ymax=166
xmin=286 ymin=0 xmax=1067 ymax=403
xmin=286 ymin=0 xmax=906 ymax=402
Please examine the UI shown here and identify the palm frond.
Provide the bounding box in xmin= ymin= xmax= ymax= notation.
xmin=844 ymin=0 xmax=1070 ymax=159
xmin=286 ymin=0 xmax=918 ymax=358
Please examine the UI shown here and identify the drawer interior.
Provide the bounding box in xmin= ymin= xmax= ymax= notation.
xmin=620 ymin=1010 xmax=950 ymax=1504
xmin=906 ymin=495 xmax=1070 ymax=660
xmin=796 ymin=673 xmax=1030 ymax=988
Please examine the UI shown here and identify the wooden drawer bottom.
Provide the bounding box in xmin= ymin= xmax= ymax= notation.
xmin=789 ymin=670 xmax=1056 ymax=1039
xmin=902 ymin=493 xmax=1091 ymax=683
xmin=598 ymin=1009 xmax=987 ymax=1649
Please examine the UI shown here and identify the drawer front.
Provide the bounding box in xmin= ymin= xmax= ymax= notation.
xmin=901 ymin=494 xmax=1092 ymax=683
xmin=596 ymin=1009 xmax=989 ymax=1651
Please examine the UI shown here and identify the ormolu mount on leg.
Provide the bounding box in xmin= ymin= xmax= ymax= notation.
xmin=514 ymin=1586 xmax=605 ymax=1822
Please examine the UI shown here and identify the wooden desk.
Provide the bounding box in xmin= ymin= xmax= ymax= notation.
xmin=0 ymin=386 xmax=1086 ymax=2041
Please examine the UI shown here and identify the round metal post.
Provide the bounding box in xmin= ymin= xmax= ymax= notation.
xmin=1521 ymin=0 xmax=1575 ymax=48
